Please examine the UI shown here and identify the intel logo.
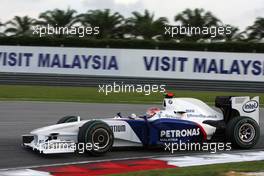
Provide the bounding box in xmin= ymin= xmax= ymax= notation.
xmin=242 ymin=100 xmax=258 ymax=113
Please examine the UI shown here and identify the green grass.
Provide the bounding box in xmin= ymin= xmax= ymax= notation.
xmin=110 ymin=160 xmax=264 ymax=176
xmin=0 ymin=85 xmax=263 ymax=105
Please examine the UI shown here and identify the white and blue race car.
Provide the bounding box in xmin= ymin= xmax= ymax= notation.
xmin=22 ymin=94 xmax=260 ymax=155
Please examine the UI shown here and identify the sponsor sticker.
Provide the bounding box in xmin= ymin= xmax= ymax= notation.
xmin=110 ymin=125 xmax=126 ymax=132
xmin=160 ymin=128 xmax=200 ymax=142
xmin=242 ymin=100 xmax=258 ymax=113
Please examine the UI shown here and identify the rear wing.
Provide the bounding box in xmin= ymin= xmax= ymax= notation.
xmin=231 ymin=96 xmax=259 ymax=124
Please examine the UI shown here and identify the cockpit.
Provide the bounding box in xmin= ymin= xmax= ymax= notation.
xmin=114 ymin=92 xmax=186 ymax=121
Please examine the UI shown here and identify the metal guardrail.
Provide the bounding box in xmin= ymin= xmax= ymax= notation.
xmin=0 ymin=73 xmax=263 ymax=92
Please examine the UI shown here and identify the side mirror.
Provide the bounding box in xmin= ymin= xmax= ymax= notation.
xmin=117 ymin=112 xmax=122 ymax=118
xmin=139 ymin=115 xmax=149 ymax=121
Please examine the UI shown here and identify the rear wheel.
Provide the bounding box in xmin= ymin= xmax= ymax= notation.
xmin=226 ymin=116 xmax=260 ymax=149
xmin=57 ymin=116 xmax=80 ymax=124
xmin=78 ymin=120 xmax=113 ymax=156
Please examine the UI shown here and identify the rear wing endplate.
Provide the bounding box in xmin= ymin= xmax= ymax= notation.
xmin=231 ymin=96 xmax=259 ymax=124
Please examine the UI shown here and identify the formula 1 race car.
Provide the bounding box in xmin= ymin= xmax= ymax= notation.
xmin=22 ymin=94 xmax=260 ymax=155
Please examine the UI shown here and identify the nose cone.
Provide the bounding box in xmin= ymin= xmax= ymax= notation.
xmin=30 ymin=122 xmax=81 ymax=136
xmin=30 ymin=123 xmax=63 ymax=135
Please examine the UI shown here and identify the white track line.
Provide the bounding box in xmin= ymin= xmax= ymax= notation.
xmin=0 ymin=149 xmax=263 ymax=171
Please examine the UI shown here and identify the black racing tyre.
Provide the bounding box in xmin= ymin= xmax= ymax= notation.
xmin=226 ymin=116 xmax=260 ymax=149
xmin=57 ymin=116 xmax=80 ymax=124
xmin=78 ymin=120 xmax=114 ymax=156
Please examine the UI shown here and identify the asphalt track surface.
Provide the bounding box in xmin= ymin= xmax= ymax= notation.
xmin=0 ymin=101 xmax=263 ymax=169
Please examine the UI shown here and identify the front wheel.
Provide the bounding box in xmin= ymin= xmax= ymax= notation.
xmin=78 ymin=120 xmax=114 ymax=156
xmin=226 ymin=116 xmax=260 ymax=149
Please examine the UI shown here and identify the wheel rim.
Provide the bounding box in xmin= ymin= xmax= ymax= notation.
xmin=91 ymin=128 xmax=110 ymax=149
xmin=238 ymin=123 xmax=255 ymax=143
